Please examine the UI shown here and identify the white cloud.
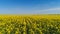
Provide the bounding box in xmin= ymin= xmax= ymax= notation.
xmin=40 ymin=8 xmax=60 ymax=11
xmin=33 ymin=8 xmax=60 ymax=14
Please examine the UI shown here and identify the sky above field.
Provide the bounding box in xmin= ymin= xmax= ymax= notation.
xmin=0 ymin=0 xmax=60 ymax=14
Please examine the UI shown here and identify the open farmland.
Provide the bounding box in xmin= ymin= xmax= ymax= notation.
xmin=0 ymin=15 xmax=60 ymax=34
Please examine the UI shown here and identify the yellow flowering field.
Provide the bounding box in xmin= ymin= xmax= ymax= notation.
xmin=0 ymin=15 xmax=60 ymax=34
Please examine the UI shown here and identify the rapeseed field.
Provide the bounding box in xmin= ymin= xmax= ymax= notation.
xmin=0 ymin=15 xmax=60 ymax=34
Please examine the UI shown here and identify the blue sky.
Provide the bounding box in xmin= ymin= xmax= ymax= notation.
xmin=0 ymin=0 xmax=60 ymax=14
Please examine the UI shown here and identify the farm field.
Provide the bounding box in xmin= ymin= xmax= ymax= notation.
xmin=0 ymin=15 xmax=60 ymax=34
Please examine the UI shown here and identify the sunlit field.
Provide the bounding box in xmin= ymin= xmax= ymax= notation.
xmin=0 ymin=15 xmax=60 ymax=34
